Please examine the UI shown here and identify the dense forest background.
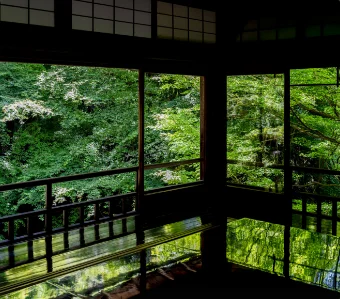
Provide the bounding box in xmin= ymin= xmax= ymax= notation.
xmin=227 ymin=68 xmax=340 ymax=215
xmin=0 ymin=63 xmax=200 ymax=238
xmin=1 ymin=64 xmax=340 ymax=237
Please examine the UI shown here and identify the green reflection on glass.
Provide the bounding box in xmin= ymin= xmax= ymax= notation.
xmin=227 ymin=218 xmax=340 ymax=291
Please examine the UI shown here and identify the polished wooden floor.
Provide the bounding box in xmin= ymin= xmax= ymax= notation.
xmin=97 ymin=259 xmax=340 ymax=299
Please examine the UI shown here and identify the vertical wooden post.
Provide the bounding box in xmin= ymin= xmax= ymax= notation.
xmin=121 ymin=198 xmax=127 ymax=234
xmin=317 ymin=199 xmax=322 ymax=233
xmin=302 ymin=197 xmax=307 ymax=229
xmin=200 ymin=72 xmax=227 ymax=282
xmin=45 ymin=183 xmax=53 ymax=272
xmin=151 ymin=0 xmax=157 ymax=39
xmin=200 ymin=77 xmax=206 ymax=181
xmin=283 ymin=69 xmax=292 ymax=279
xmin=109 ymin=200 xmax=114 ymax=237
xmin=94 ymin=203 xmax=100 ymax=240
xmin=63 ymin=209 xmax=69 ymax=250
xmin=27 ymin=216 xmax=34 ymax=261
xmin=332 ymin=200 xmax=337 ymax=236
xmin=79 ymin=206 xmax=85 ymax=246
xmin=8 ymin=219 xmax=15 ymax=267
xmin=54 ymin=0 xmax=72 ymax=32
xmin=137 ymin=69 xmax=145 ymax=217
xmin=137 ymin=69 xmax=146 ymax=293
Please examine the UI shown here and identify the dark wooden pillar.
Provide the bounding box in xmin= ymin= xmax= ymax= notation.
xmin=55 ymin=0 xmax=72 ymax=32
xmin=200 ymin=72 xmax=227 ymax=279
xmin=283 ymin=69 xmax=292 ymax=279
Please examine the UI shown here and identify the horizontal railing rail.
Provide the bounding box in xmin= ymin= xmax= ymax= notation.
xmin=291 ymin=166 xmax=340 ymax=176
xmin=227 ymin=159 xmax=284 ymax=169
xmin=294 ymin=191 xmax=340 ymax=202
xmin=144 ymin=158 xmax=202 ymax=170
xmin=0 ymin=166 xmax=139 ymax=192
xmin=0 ymin=192 xmax=137 ymax=223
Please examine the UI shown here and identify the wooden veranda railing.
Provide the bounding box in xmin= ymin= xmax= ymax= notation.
xmin=226 ymin=159 xmax=340 ymax=236
xmin=0 ymin=158 xmax=203 ymax=271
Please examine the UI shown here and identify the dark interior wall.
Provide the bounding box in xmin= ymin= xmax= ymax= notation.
xmin=225 ymin=186 xmax=286 ymax=225
xmin=143 ymin=184 xmax=208 ymax=227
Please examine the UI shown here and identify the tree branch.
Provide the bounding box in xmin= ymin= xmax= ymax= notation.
xmin=291 ymin=108 xmax=340 ymax=145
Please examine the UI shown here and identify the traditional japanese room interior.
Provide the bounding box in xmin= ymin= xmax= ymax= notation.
xmin=1 ymin=0 xmax=340 ymax=298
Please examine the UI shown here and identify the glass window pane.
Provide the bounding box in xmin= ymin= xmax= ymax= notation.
xmin=203 ymin=10 xmax=215 ymax=22
xmin=306 ymin=25 xmax=321 ymax=38
xmin=204 ymin=33 xmax=216 ymax=43
xmin=30 ymin=10 xmax=54 ymax=27
xmin=174 ymin=17 xmax=188 ymax=30
xmin=290 ymin=68 xmax=337 ymax=85
xmin=135 ymin=0 xmax=151 ymax=12
xmin=72 ymin=0 xmax=92 ymax=17
xmin=204 ymin=22 xmax=215 ymax=34
xmin=72 ymin=15 xmax=92 ymax=31
xmin=116 ymin=0 xmax=133 ymax=9
xmin=135 ymin=11 xmax=151 ymax=25
xmin=144 ymin=73 xmax=201 ymax=189
xmin=1 ymin=0 xmax=28 ymax=7
xmin=94 ymin=18 xmax=114 ymax=34
xmin=227 ymin=74 xmax=284 ymax=191
xmin=189 ymin=31 xmax=202 ymax=42
xmin=290 ymin=85 xmax=340 ymax=173
xmin=278 ymin=27 xmax=296 ymax=39
xmin=242 ymin=31 xmax=257 ymax=42
xmin=324 ymin=23 xmax=340 ymax=36
xmin=94 ymin=4 xmax=114 ymax=20
xmin=260 ymin=29 xmax=276 ymax=41
xmin=30 ymin=0 xmax=54 ymax=11
xmin=115 ymin=21 xmax=133 ymax=36
xmin=135 ymin=24 xmax=151 ymax=38
xmin=157 ymin=14 xmax=173 ymax=27
xmin=189 ymin=7 xmax=202 ymax=20
xmin=1 ymin=6 xmax=28 ymax=24
xmin=157 ymin=1 xmax=172 ymax=14
xmin=174 ymin=29 xmax=188 ymax=41
xmin=115 ymin=7 xmax=133 ymax=23
xmin=157 ymin=26 xmax=173 ymax=39
xmin=174 ymin=4 xmax=188 ymax=17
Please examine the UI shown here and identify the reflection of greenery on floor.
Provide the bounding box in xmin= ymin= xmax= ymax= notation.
xmin=3 ymin=234 xmax=201 ymax=298
xmin=227 ymin=218 xmax=340 ymax=291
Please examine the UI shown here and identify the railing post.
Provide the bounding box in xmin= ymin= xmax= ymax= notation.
xmin=27 ymin=216 xmax=34 ymax=261
xmin=122 ymin=198 xmax=127 ymax=234
xmin=109 ymin=199 xmax=114 ymax=237
xmin=79 ymin=206 xmax=85 ymax=246
xmin=94 ymin=203 xmax=100 ymax=240
xmin=332 ymin=200 xmax=337 ymax=236
xmin=63 ymin=209 xmax=69 ymax=250
xmin=317 ymin=199 xmax=322 ymax=233
xmin=45 ymin=183 xmax=53 ymax=272
xmin=137 ymin=69 xmax=146 ymax=294
xmin=283 ymin=68 xmax=292 ymax=279
xmin=302 ymin=197 xmax=307 ymax=229
xmin=8 ymin=219 xmax=15 ymax=267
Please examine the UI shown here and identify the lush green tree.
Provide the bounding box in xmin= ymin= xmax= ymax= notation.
xmin=0 ymin=64 xmax=201 ymax=237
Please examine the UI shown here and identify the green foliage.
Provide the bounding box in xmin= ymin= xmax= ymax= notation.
xmin=227 ymin=74 xmax=284 ymax=191
xmin=0 ymin=64 xmax=201 ymax=237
